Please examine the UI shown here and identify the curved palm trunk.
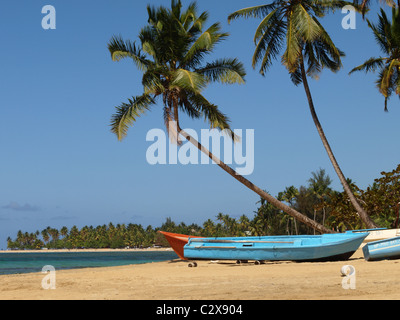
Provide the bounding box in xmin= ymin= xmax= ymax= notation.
xmin=299 ymin=58 xmax=378 ymax=229
xmin=177 ymin=127 xmax=334 ymax=234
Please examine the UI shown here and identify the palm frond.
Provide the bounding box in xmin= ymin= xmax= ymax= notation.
xmin=395 ymin=71 xmax=400 ymax=96
xmin=146 ymin=4 xmax=159 ymax=25
xmin=257 ymin=23 xmax=286 ymax=75
xmin=253 ymin=9 xmax=278 ymax=43
xmin=390 ymin=7 xmax=400 ymax=48
xmin=294 ymin=4 xmax=321 ymax=42
xmin=319 ymin=48 xmax=342 ymax=71
xmin=108 ymin=36 xmax=151 ymax=72
xmin=142 ymin=68 xmax=166 ymax=95
xmin=178 ymin=91 xmax=202 ymax=119
xmin=304 ymin=42 xmax=322 ymax=80
xmin=367 ymin=11 xmax=391 ymax=55
xmin=180 ymin=2 xmax=197 ymax=30
xmin=196 ymin=58 xmax=246 ymax=84
xmin=282 ymin=13 xmax=301 ymax=73
xmin=349 ymin=57 xmax=386 ymax=74
xmin=311 ymin=37 xmax=343 ymax=73
xmin=375 ymin=67 xmax=396 ymax=112
xmin=376 ymin=68 xmax=390 ymax=99
xmin=253 ymin=15 xmax=286 ymax=74
xmin=312 ymin=18 xmax=343 ymax=61
xmin=110 ymin=94 xmax=155 ymax=141
xmin=183 ymin=23 xmax=229 ymax=67
xmin=186 ymin=92 xmax=238 ymax=141
xmin=171 ymin=0 xmax=182 ymax=19
xmin=188 ymin=11 xmax=209 ymax=35
xmin=382 ymin=59 xmax=400 ymax=92
xmin=289 ymin=65 xmax=303 ymax=85
xmin=139 ymin=26 xmax=158 ymax=59
xmin=228 ymin=4 xmax=278 ymax=22
xmin=171 ymin=69 xmax=207 ymax=92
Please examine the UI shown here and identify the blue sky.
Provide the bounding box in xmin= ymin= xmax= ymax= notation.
xmin=0 ymin=0 xmax=399 ymax=249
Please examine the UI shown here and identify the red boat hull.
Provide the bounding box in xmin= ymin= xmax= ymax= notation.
xmin=158 ymin=231 xmax=203 ymax=260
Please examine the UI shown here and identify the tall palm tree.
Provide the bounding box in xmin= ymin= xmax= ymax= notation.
xmin=41 ymin=229 xmax=50 ymax=245
xmin=108 ymin=0 xmax=332 ymax=234
xmin=278 ymin=186 xmax=299 ymax=234
xmin=228 ymin=0 xmax=378 ymax=229
xmin=238 ymin=214 xmax=251 ymax=236
xmin=60 ymin=226 xmax=68 ymax=238
xmin=350 ymin=7 xmax=400 ymax=111
xmin=308 ymin=169 xmax=332 ymax=233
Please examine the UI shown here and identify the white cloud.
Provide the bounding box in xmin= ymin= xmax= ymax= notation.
xmin=2 ymin=201 xmax=40 ymax=212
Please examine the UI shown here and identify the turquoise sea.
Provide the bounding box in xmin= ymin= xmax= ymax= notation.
xmin=0 ymin=251 xmax=178 ymax=275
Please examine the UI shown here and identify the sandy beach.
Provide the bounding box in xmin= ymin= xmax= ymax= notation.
xmin=0 ymin=248 xmax=399 ymax=300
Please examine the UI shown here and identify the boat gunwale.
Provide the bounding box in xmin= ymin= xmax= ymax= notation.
xmin=186 ymin=233 xmax=369 ymax=250
xmin=364 ymin=236 xmax=400 ymax=246
xmin=364 ymin=236 xmax=400 ymax=252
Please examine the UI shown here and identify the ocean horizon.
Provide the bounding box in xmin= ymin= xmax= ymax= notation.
xmin=0 ymin=251 xmax=178 ymax=275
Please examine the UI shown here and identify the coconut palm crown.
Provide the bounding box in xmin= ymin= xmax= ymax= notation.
xmin=350 ymin=7 xmax=400 ymax=111
xmin=108 ymin=0 xmax=245 ymax=142
xmin=228 ymin=0 xmax=349 ymax=84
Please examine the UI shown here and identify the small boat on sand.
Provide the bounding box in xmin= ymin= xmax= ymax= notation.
xmin=363 ymin=236 xmax=400 ymax=261
xmin=183 ymin=233 xmax=368 ymax=262
xmin=348 ymin=228 xmax=400 ymax=243
xmin=159 ymin=231 xmax=369 ymax=262
xmin=158 ymin=231 xmax=203 ymax=260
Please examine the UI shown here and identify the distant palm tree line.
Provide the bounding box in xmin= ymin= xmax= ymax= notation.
xmin=7 ymin=165 xmax=400 ymax=250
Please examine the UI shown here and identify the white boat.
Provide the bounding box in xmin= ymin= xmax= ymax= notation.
xmin=349 ymin=229 xmax=400 ymax=244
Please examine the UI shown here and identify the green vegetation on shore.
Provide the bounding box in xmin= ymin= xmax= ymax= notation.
xmin=7 ymin=165 xmax=399 ymax=250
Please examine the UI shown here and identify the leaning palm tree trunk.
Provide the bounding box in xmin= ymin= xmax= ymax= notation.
xmin=178 ymin=127 xmax=334 ymax=234
xmin=299 ymin=58 xmax=378 ymax=229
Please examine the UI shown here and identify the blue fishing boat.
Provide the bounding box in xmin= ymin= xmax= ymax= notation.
xmin=362 ymin=237 xmax=400 ymax=261
xmin=183 ymin=233 xmax=368 ymax=262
